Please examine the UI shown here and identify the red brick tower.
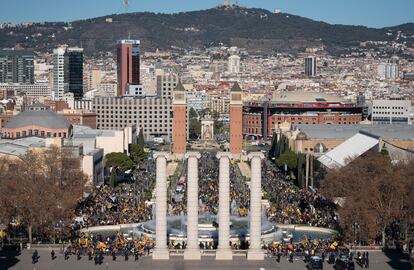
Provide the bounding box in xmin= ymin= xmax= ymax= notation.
xmin=116 ymin=39 xmax=140 ymax=97
xmin=230 ymin=82 xmax=243 ymax=157
xmin=172 ymin=81 xmax=187 ymax=156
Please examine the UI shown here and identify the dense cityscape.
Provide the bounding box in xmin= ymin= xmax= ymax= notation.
xmin=0 ymin=1 xmax=413 ymax=269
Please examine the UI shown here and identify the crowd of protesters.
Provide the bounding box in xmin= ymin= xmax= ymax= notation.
xmin=262 ymin=159 xmax=339 ymax=229
xmin=73 ymin=184 xmax=153 ymax=228
xmin=67 ymin=232 xmax=154 ymax=257
xmin=73 ymin=159 xmax=156 ymax=229
xmin=167 ymin=152 xmax=339 ymax=231
xmin=170 ymin=153 xmax=250 ymax=217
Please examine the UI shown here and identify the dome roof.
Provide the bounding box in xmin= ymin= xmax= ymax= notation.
xmin=314 ymin=143 xmax=327 ymax=153
xmin=296 ymin=131 xmax=308 ymax=140
xmin=4 ymin=110 xmax=71 ymax=130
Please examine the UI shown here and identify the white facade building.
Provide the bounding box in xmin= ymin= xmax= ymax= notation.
xmin=96 ymin=83 xmax=116 ymax=96
xmin=125 ymin=84 xmax=156 ymax=97
xmin=69 ymin=124 xmax=137 ymax=156
xmin=52 ymin=47 xmax=67 ymax=98
xmin=187 ymin=91 xmax=205 ymax=111
xmin=0 ymin=83 xmax=51 ymax=97
xmin=92 ymin=71 xmax=188 ymax=142
xmin=371 ymin=99 xmax=411 ymax=124
xmin=377 ymin=63 xmax=399 ymax=80
xmin=228 ymin=55 xmax=240 ymax=74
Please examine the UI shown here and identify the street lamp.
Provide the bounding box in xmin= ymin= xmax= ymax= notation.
xmin=58 ymin=220 xmax=64 ymax=254
xmin=351 ymin=222 xmax=360 ymax=255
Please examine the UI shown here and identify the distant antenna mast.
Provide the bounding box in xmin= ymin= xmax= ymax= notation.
xmin=123 ymin=0 xmax=129 ymax=13
xmin=275 ymin=0 xmax=281 ymax=14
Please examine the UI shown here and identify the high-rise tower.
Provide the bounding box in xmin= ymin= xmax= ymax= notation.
xmin=116 ymin=39 xmax=140 ymax=96
xmin=228 ymin=55 xmax=240 ymax=74
xmin=53 ymin=47 xmax=67 ymax=99
xmin=65 ymin=47 xmax=84 ymax=99
xmin=304 ymin=56 xmax=317 ymax=77
xmin=52 ymin=47 xmax=84 ymax=99
xmin=0 ymin=50 xmax=34 ymax=84
xmin=229 ymin=82 xmax=243 ymax=157
xmin=172 ymin=81 xmax=187 ymax=157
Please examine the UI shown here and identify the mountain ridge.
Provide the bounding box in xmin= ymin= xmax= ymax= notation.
xmin=0 ymin=6 xmax=413 ymax=55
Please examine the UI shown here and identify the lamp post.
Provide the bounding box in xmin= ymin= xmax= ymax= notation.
xmin=352 ymin=222 xmax=360 ymax=255
xmin=58 ymin=220 xmax=64 ymax=254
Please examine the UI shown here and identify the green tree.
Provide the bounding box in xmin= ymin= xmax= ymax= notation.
xmin=278 ymin=134 xmax=288 ymax=156
xmin=276 ymin=149 xmax=298 ymax=171
xmin=105 ymin=152 xmax=134 ymax=172
xmin=109 ymin=168 xmax=117 ymax=188
xmin=189 ymin=107 xmax=198 ymax=119
xmin=189 ymin=118 xmax=201 ymax=140
xmin=130 ymin=144 xmax=147 ymax=165
xmin=214 ymin=119 xmax=224 ymax=135
xmin=269 ymin=133 xmax=278 ymax=158
xmin=199 ymin=108 xmax=211 ymax=118
xmin=137 ymin=128 xmax=145 ymax=149
xmin=296 ymin=153 xmax=306 ymax=187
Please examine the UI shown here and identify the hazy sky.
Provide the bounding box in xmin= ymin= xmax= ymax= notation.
xmin=1 ymin=0 xmax=413 ymax=28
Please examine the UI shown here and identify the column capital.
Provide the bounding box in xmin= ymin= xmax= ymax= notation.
xmin=247 ymin=152 xmax=265 ymax=160
xmin=216 ymin=152 xmax=233 ymax=160
xmin=153 ymin=151 xmax=170 ymax=160
xmin=185 ymin=151 xmax=201 ymax=159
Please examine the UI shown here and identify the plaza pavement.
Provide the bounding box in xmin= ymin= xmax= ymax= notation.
xmin=1 ymin=249 xmax=412 ymax=270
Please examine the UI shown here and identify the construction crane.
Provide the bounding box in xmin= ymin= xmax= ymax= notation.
xmin=123 ymin=0 xmax=129 ymax=13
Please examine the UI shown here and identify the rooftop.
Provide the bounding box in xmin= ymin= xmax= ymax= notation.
xmin=318 ymin=132 xmax=380 ymax=168
xmin=0 ymin=137 xmax=46 ymax=157
xmin=271 ymin=91 xmax=347 ymax=104
xmin=4 ymin=110 xmax=71 ymax=130
xmin=293 ymin=124 xmax=414 ymax=141
xmin=70 ymin=125 xmax=116 ymax=154
xmin=231 ymin=82 xmax=242 ymax=92
xmin=0 ymin=50 xmax=34 ymax=57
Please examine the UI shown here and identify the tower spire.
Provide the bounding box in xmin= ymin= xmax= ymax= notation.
xmin=123 ymin=0 xmax=129 ymax=13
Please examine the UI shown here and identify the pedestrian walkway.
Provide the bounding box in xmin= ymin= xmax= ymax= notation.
xmin=167 ymin=162 xmax=178 ymax=177
xmin=238 ymin=162 xmax=250 ymax=178
xmin=6 ymin=249 xmax=410 ymax=270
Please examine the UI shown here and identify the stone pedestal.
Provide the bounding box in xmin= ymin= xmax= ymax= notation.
xmin=184 ymin=152 xmax=201 ymax=260
xmin=152 ymin=152 xmax=170 ymax=260
xmin=216 ymin=249 xmax=233 ymax=260
xmin=247 ymin=152 xmax=265 ymax=261
xmin=247 ymin=250 xmax=265 ymax=261
xmin=216 ymin=152 xmax=233 ymax=260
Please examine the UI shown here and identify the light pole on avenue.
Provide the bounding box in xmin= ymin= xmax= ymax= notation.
xmin=352 ymin=222 xmax=360 ymax=254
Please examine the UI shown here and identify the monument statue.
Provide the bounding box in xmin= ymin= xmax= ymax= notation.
xmin=201 ymin=114 xmax=214 ymax=142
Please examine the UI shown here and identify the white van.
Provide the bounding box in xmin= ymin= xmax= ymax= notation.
xmin=153 ymin=137 xmax=164 ymax=144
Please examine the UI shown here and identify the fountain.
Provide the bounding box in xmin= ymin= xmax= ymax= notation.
xmin=230 ymin=200 xmax=238 ymax=216
xmin=138 ymin=213 xmax=336 ymax=245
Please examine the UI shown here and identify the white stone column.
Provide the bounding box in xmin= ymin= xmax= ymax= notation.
xmin=215 ymin=152 xmax=233 ymax=260
xmin=247 ymin=152 xmax=265 ymax=260
xmin=152 ymin=152 xmax=170 ymax=260
xmin=184 ymin=152 xmax=201 ymax=260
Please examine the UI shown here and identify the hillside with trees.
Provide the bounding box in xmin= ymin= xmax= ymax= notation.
xmin=1 ymin=6 xmax=413 ymax=55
